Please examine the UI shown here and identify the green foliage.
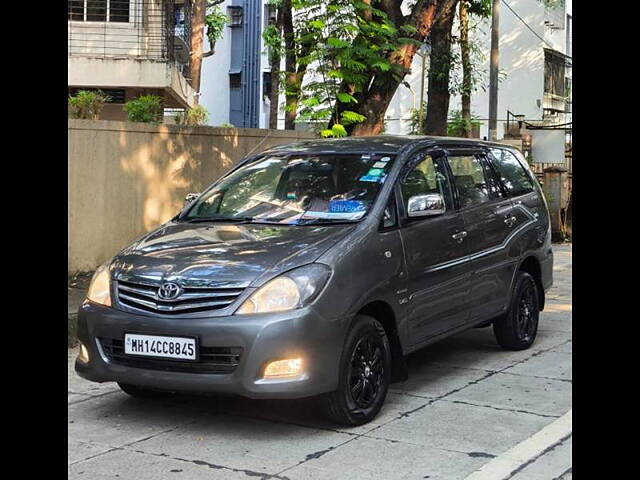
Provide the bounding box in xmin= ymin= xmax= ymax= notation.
xmin=218 ymin=122 xmax=235 ymax=128
xmin=68 ymin=90 xmax=110 ymax=120
xmin=174 ymin=105 xmax=210 ymax=126
xmin=123 ymin=95 xmax=164 ymax=123
xmin=447 ymin=109 xmax=481 ymax=137
xmin=205 ymin=2 xmax=228 ymax=46
xmin=292 ymin=0 xmax=411 ymax=136
xmin=407 ymin=102 xmax=427 ymax=135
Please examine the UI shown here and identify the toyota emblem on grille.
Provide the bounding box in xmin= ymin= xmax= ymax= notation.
xmin=158 ymin=282 xmax=182 ymax=300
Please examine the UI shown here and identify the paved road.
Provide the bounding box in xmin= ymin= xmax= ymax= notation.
xmin=68 ymin=245 xmax=572 ymax=480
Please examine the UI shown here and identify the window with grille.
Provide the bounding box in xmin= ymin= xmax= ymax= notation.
xmin=230 ymin=73 xmax=242 ymax=89
xmin=68 ymin=0 xmax=130 ymax=23
xmin=544 ymin=49 xmax=566 ymax=97
xmin=228 ymin=6 xmax=243 ymax=26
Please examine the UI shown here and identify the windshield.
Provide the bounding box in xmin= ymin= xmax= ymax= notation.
xmin=183 ymin=153 xmax=396 ymax=225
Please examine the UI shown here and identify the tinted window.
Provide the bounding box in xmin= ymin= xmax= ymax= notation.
xmin=400 ymin=154 xmax=450 ymax=210
xmin=489 ymin=148 xmax=535 ymax=197
xmin=448 ymin=155 xmax=490 ymax=208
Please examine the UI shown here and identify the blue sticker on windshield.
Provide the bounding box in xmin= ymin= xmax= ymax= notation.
xmin=329 ymin=200 xmax=366 ymax=213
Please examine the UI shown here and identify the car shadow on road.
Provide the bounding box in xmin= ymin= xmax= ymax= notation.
xmin=96 ymin=327 xmax=510 ymax=434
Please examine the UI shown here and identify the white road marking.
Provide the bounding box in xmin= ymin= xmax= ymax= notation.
xmin=464 ymin=409 xmax=572 ymax=480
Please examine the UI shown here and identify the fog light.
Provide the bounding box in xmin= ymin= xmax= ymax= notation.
xmin=78 ymin=343 xmax=90 ymax=364
xmin=263 ymin=358 xmax=303 ymax=379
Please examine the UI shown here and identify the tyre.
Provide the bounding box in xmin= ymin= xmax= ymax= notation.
xmin=319 ymin=315 xmax=391 ymax=426
xmin=118 ymin=382 xmax=174 ymax=398
xmin=493 ymin=271 xmax=540 ymax=350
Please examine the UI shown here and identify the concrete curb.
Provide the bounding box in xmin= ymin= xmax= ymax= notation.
xmin=464 ymin=410 xmax=572 ymax=480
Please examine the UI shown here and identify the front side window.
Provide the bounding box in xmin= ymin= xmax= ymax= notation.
xmin=489 ymin=148 xmax=535 ymax=197
xmin=184 ymin=154 xmax=396 ymax=225
xmin=400 ymin=154 xmax=450 ymax=211
xmin=448 ymin=155 xmax=491 ymax=209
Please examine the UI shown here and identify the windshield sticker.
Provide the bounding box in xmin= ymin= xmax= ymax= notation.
xmin=329 ymin=200 xmax=366 ymax=213
xmin=367 ymin=168 xmax=384 ymax=176
xmin=373 ymin=162 xmax=387 ymax=168
xmin=359 ymin=174 xmax=387 ymax=183
xmin=379 ymin=157 xmax=391 ymax=162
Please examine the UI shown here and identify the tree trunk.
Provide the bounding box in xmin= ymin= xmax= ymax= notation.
xmin=189 ymin=0 xmax=206 ymax=98
xmin=282 ymin=0 xmax=298 ymax=130
xmin=268 ymin=7 xmax=284 ymax=129
xmin=424 ymin=0 xmax=458 ymax=136
xmin=348 ymin=1 xmax=441 ymax=136
xmin=459 ymin=1 xmax=471 ymax=137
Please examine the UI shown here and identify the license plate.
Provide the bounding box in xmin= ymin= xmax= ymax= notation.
xmin=124 ymin=334 xmax=197 ymax=361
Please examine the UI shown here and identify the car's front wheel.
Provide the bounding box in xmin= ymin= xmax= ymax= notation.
xmin=319 ymin=315 xmax=391 ymax=426
xmin=493 ymin=271 xmax=540 ymax=350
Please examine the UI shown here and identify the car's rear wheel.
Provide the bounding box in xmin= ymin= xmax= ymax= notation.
xmin=117 ymin=383 xmax=174 ymax=398
xmin=493 ymin=271 xmax=540 ymax=350
xmin=319 ymin=315 xmax=391 ymax=426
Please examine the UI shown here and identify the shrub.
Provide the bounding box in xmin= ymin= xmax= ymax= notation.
xmin=447 ymin=110 xmax=482 ymax=137
xmin=174 ymin=105 xmax=209 ymax=126
xmin=68 ymin=90 xmax=111 ymax=120
xmin=123 ymin=95 xmax=164 ymax=123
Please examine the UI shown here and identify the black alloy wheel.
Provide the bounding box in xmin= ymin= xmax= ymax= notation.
xmin=493 ymin=271 xmax=540 ymax=351
xmin=319 ymin=315 xmax=391 ymax=425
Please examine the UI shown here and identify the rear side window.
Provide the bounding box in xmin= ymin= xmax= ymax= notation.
xmin=489 ymin=148 xmax=535 ymax=197
xmin=448 ymin=155 xmax=491 ymax=209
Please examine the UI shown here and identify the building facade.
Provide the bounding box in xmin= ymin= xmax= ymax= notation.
xmin=68 ymin=0 xmax=197 ymax=120
xmin=199 ymin=0 xmax=271 ymax=128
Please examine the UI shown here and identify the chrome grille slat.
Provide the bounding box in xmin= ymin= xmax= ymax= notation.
xmin=116 ymin=279 xmax=245 ymax=315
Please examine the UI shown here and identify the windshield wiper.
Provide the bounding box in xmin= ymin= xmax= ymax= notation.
xmin=183 ymin=216 xmax=255 ymax=224
xmin=295 ymin=218 xmax=360 ymax=226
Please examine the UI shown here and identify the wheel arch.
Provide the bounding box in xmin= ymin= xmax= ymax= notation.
xmin=356 ymin=300 xmax=408 ymax=382
xmin=518 ymin=255 xmax=545 ymax=311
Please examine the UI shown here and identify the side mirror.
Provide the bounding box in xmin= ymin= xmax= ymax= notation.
xmin=407 ymin=193 xmax=445 ymax=217
xmin=184 ymin=192 xmax=200 ymax=208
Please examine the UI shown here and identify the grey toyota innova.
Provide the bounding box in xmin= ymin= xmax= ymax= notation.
xmin=76 ymin=136 xmax=553 ymax=425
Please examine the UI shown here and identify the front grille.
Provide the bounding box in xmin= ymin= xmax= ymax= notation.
xmin=98 ymin=338 xmax=242 ymax=374
xmin=116 ymin=279 xmax=245 ymax=315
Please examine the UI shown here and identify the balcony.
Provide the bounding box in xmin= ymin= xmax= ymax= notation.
xmin=68 ymin=0 xmax=195 ymax=112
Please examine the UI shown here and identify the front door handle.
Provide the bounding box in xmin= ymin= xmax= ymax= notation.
xmin=504 ymin=216 xmax=517 ymax=227
xmin=452 ymin=231 xmax=468 ymax=242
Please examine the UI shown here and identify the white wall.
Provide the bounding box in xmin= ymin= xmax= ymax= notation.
xmin=200 ymin=0 xmax=271 ymax=128
xmin=200 ymin=0 xmax=233 ymax=126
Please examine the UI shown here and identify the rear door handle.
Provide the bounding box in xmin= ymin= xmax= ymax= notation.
xmin=452 ymin=231 xmax=468 ymax=242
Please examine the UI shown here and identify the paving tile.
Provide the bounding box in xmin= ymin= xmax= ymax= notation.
xmin=133 ymin=413 xmax=354 ymax=475
xmin=68 ymin=447 xmax=252 ymax=479
xmin=369 ymin=401 xmax=550 ymax=456
xmin=68 ymin=439 xmax=113 ymax=465
xmin=391 ymin=363 xmax=490 ymax=399
xmin=283 ymin=436 xmax=486 ymax=480
xmin=446 ymin=371 xmax=572 ymax=418
xmin=503 ymin=350 xmax=572 ymax=382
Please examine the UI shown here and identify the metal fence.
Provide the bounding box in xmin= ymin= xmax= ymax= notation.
xmin=68 ymin=0 xmax=192 ymax=78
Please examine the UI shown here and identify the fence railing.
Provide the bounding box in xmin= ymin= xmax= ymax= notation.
xmin=68 ymin=0 xmax=191 ymax=78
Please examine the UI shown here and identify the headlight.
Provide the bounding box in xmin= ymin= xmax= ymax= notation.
xmin=86 ymin=262 xmax=112 ymax=307
xmin=236 ymin=264 xmax=331 ymax=314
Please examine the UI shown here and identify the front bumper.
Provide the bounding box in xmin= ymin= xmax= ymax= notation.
xmin=75 ymin=301 xmax=345 ymax=399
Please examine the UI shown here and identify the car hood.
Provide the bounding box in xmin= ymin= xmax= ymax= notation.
xmin=112 ymin=221 xmax=354 ymax=287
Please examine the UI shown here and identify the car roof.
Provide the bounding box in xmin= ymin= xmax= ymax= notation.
xmin=260 ymin=135 xmax=514 ymax=156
